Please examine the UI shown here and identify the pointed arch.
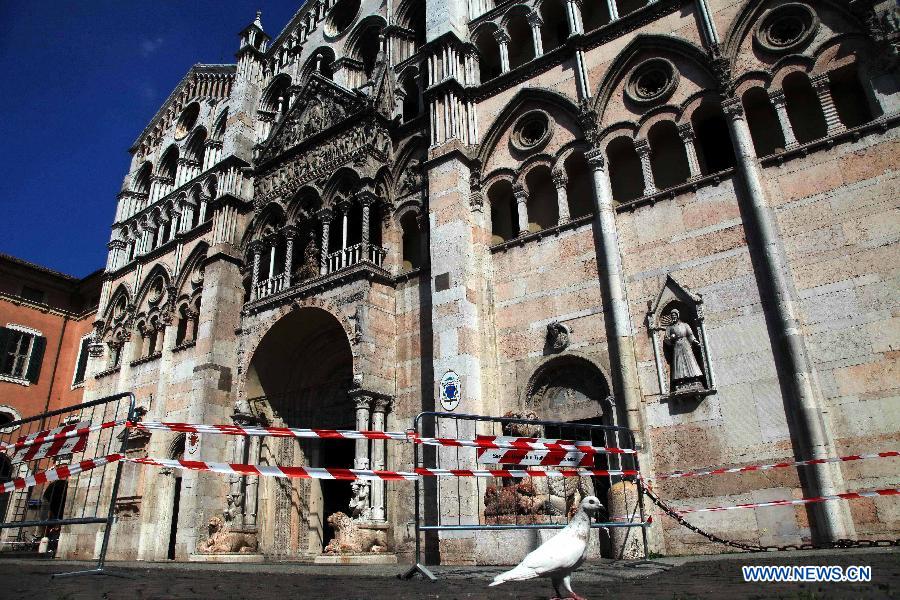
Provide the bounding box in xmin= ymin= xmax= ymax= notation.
xmin=477 ymin=88 xmax=581 ymax=165
xmin=174 ymin=242 xmax=210 ymax=298
xmin=103 ymin=283 xmax=133 ymax=323
xmin=134 ymin=263 xmax=174 ymax=311
xmin=589 ymin=34 xmax=715 ymax=123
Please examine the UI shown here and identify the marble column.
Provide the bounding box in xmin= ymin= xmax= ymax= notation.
xmin=721 ymin=96 xmax=853 ymax=542
xmin=283 ymin=225 xmax=297 ymax=287
xmin=513 ymin=182 xmax=529 ymax=236
xmin=634 ymin=139 xmax=657 ymax=195
xmin=339 ymin=200 xmax=351 ymax=251
xmin=528 ymin=11 xmax=544 ymax=57
xmin=353 ymin=395 xmax=372 ymax=471
xmin=769 ymin=90 xmax=798 ymax=149
xmin=370 ymin=396 xmax=391 ymax=522
xmin=606 ymin=0 xmax=619 ymax=21
xmin=249 ymin=241 xmax=263 ymax=300
xmin=552 ymin=168 xmax=571 ymax=224
xmin=811 ymin=74 xmax=845 ymax=136
xmin=494 ymin=30 xmax=511 ymax=73
xmin=358 ymin=192 xmax=375 ymax=262
xmin=677 ymin=123 xmax=703 ymax=179
xmin=318 ymin=208 xmax=333 ymax=275
xmin=566 ymin=0 xmax=584 ymax=35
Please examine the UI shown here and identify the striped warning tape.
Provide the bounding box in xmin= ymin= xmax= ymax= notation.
xmin=127 ymin=421 xmax=638 ymax=455
xmin=658 ymin=451 xmax=899 ymax=480
xmin=675 ymin=488 xmax=900 ymax=514
xmin=0 ymin=454 xmax=124 ymax=494
xmin=0 ymin=420 xmax=122 ymax=454
xmin=128 ymin=456 xmax=641 ymax=481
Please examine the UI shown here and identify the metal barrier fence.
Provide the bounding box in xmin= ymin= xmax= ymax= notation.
xmin=403 ymin=411 xmax=649 ymax=580
xmin=0 ymin=392 xmax=135 ymax=577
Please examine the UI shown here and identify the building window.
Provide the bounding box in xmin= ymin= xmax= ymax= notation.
xmin=20 ymin=286 xmax=45 ymax=304
xmin=72 ymin=336 xmax=91 ymax=387
xmin=0 ymin=326 xmax=46 ymax=383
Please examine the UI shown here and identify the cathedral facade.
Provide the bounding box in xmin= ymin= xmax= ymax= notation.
xmin=63 ymin=0 xmax=899 ymax=564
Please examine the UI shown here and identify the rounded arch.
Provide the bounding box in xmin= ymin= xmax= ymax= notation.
xmin=260 ymin=74 xmax=292 ymax=114
xmin=472 ymin=23 xmax=501 ymax=83
xmin=302 ymin=47 xmax=337 ymax=80
xmin=590 ymin=34 xmax=715 ymax=123
xmin=103 ymin=284 xmax=133 ymax=323
xmin=287 ymin=185 xmax=324 ymax=224
xmin=212 ymin=108 xmax=228 ymax=141
xmin=346 ymin=15 xmax=387 ymax=79
xmin=184 ymin=126 xmax=208 ymax=164
xmin=523 ymin=354 xmax=613 ymax=421
xmin=322 ymin=167 xmax=362 ymax=207
xmin=0 ymin=404 xmax=22 ymax=431
xmin=174 ymin=242 xmax=209 ymax=297
xmin=478 ymin=88 xmax=581 ymax=165
xmin=248 ymin=202 xmax=288 ymax=244
xmin=157 ymin=145 xmax=179 ymax=179
xmin=132 ymin=162 xmax=153 ymax=194
xmin=134 ymin=263 xmax=173 ymax=310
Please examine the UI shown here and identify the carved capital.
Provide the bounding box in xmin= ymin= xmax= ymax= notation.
xmin=493 ymin=29 xmax=511 ymax=44
xmin=585 ymin=147 xmax=606 ymax=170
xmin=768 ymin=89 xmax=787 ymax=107
xmin=356 ymin=190 xmax=377 ymax=207
xmin=633 ymin=138 xmax=651 ymax=157
xmin=248 ymin=240 xmax=265 ymax=256
xmin=353 ymin=394 xmax=373 ymax=412
xmin=316 ymin=207 xmax=334 ymax=223
xmin=721 ymin=97 xmax=745 ymax=121
xmin=281 ymin=224 xmax=299 ymax=240
xmin=372 ymin=395 xmax=392 ymax=414
xmin=527 ymin=11 xmax=544 ymax=27
xmin=512 ymin=182 xmax=528 ymax=202
xmin=677 ymin=122 xmax=695 ymax=142
xmin=810 ymin=73 xmax=831 ymax=93
xmin=551 ymin=167 xmax=568 ymax=188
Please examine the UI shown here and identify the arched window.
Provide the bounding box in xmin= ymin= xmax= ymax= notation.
xmin=474 ymin=29 xmax=501 ymax=82
xmin=401 ymin=71 xmax=422 ymax=122
xmin=648 ymin=121 xmax=690 ymax=190
xmin=525 ymin=166 xmax=558 ymax=231
xmin=158 ymin=146 xmax=179 ymax=181
xmin=261 ymin=75 xmax=292 ymax=116
xmin=191 ymin=298 xmax=201 ymax=341
xmin=351 ymin=23 xmax=383 ymax=80
xmin=564 ymin=151 xmax=593 ymax=219
xmin=691 ymin=103 xmax=736 ymax=174
xmin=488 ymin=180 xmax=517 ymax=243
xmin=606 ymin=137 xmax=644 ymax=203
xmin=175 ymin=304 xmax=190 ymax=346
xmin=581 ymin=1 xmax=612 ymax=32
xmin=147 ymin=316 xmax=160 ymax=356
xmin=783 ymin=72 xmax=827 ymax=144
xmin=185 ymin=128 xmax=207 ymax=166
xmin=742 ymin=88 xmax=784 ymax=157
xmin=829 ymin=65 xmax=875 ymax=129
xmin=133 ymin=162 xmax=152 ymax=194
xmin=506 ymin=13 xmax=535 ymax=70
xmin=400 ymin=212 xmax=423 ymax=270
xmin=212 ymin=109 xmax=228 ymax=141
xmin=540 ymin=0 xmax=568 ymax=53
xmin=305 ymin=48 xmax=336 ymax=80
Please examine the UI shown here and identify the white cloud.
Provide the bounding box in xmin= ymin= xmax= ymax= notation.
xmin=139 ymin=37 xmax=165 ymax=57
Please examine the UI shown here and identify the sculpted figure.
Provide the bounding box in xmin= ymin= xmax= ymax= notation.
xmin=664 ymin=308 xmax=703 ymax=390
xmin=198 ymin=516 xmax=257 ymax=554
xmin=323 ymin=512 xmax=388 ymax=554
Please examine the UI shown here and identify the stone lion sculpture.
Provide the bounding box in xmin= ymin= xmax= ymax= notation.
xmin=323 ymin=512 xmax=388 ymax=554
xmin=198 ymin=516 xmax=258 ymax=554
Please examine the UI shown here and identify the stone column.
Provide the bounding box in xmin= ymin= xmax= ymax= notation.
xmin=721 ymin=97 xmax=853 ymax=542
xmin=353 ymin=395 xmax=371 ymax=471
xmin=370 ymin=396 xmax=391 ymax=522
xmin=677 ymin=123 xmax=703 ymax=179
xmin=528 ymin=11 xmax=544 ymax=57
xmin=339 ymin=200 xmax=351 ymax=251
xmin=358 ymin=192 xmax=375 ymax=261
xmin=552 ymin=168 xmax=571 ymax=224
xmin=267 ymin=240 xmax=277 ymax=281
xmin=249 ymin=241 xmax=263 ymax=299
xmin=283 ymin=225 xmax=297 ymax=287
xmin=769 ymin=90 xmax=798 ymax=149
xmin=566 ymin=0 xmax=584 ymax=35
xmin=494 ymin=30 xmax=511 ymax=73
xmin=585 ymin=148 xmax=643 ymax=441
xmin=811 ymin=74 xmax=845 ymax=136
xmin=606 ymin=0 xmax=619 ymax=21
xmin=513 ymin=182 xmax=529 ymax=236
xmin=107 ymin=239 xmax=125 ymax=271
xmin=634 ymin=139 xmax=657 ymax=196
xmin=317 ymin=208 xmax=333 ymax=275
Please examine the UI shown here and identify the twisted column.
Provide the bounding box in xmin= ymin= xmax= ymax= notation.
xmin=634 ymin=139 xmax=657 ymax=196
xmin=317 ymin=208 xmax=333 ymax=275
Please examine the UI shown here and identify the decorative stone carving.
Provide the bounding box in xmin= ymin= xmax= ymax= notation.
xmin=625 ymin=58 xmax=679 ymax=106
xmin=349 ymin=480 xmax=372 ymax=520
xmin=198 ymin=516 xmax=258 ymax=554
xmin=323 ymin=512 xmax=388 ymax=554
xmin=646 ymin=275 xmax=716 ymax=399
xmin=546 ymin=321 xmax=571 ymax=352
xmin=754 ymin=3 xmax=819 ymax=54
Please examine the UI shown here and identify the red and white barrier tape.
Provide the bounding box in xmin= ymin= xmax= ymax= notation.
xmin=658 ymin=451 xmax=899 ymax=480
xmin=676 ymin=488 xmax=900 ymax=514
xmin=0 ymin=454 xmax=124 ymax=494
xmin=127 ymin=421 xmax=637 ymax=455
xmin=1 ymin=420 xmax=122 ymax=454
xmin=129 ymin=456 xmax=640 ymax=481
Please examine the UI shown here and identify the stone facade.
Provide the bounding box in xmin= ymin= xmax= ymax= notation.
xmin=61 ymin=0 xmax=899 ymax=564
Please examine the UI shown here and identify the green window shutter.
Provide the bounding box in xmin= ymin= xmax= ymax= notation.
xmin=26 ymin=335 xmax=46 ymax=383
xmin=0 ymin=327 xmax=11 ymax=375
xmin=74 ymin=338 xmax=90 ymax=384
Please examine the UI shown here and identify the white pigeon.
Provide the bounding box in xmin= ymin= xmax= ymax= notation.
xmin=489 ymin=495 xmax=603 ymax=600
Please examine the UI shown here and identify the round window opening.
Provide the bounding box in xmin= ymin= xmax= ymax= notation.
xmin=148 ymin=277 xmax=165 ymax=304
xmin=113 ymin=297 xmax=128 ymax=321
xmin=326 ymin=0 xmax=361 ymax=37
xmin=625 ymin=58 xmax=679 ymax=106
xmin=511 ymin=111 xmax=553 ymax=153
xmin=755 ymin=4 xmax=818 ymax=53
xmin=175 ymin=103 xmax=200 ymax=140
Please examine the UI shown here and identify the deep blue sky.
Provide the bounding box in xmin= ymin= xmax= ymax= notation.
xmin=0 ymin=1 xmax=303 ymax=278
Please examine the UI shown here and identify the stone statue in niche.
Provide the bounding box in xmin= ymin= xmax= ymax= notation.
xmin=663 ymin=308 xmax=704 ymax=393
xmin=348 ymin=480 xmax=372 ymax=521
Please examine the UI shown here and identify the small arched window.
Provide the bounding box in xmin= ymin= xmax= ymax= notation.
xmin=606 ymin=137 xmax=644 ymax=203
xmin=488 ymin=180 xmax=518 ymax=243
xmin=581 ymin=1 xmax=613 ymax=32
xmin=506 ymin=13 xmax=534 ymax=70
xmin=691 ymin=103 xmax=736 ymax=174
xmin=525 ymin=166 xmax=558 ymax=231
xmin=540 ymin=0 xmax=568 ymax=53
xmin=564 ymin=151 xmax=593 ymax=219
xmin=648 ymin=121 xmax=690 ymax=189
xmin=783 ymin=71 xmax=827 ymax=144
xmin=474 ymin=29 xmax=501 ymax=82
xmin=829 ymin=65 xmax=875 ymax=129
xmin=742 ymin=88 xmax=784 ymax=157
xmin=400 ymin=212 xmax=423 ymax=270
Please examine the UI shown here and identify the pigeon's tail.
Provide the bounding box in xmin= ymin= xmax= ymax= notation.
xmin=489 ymin=564 xmax=539 ymax=586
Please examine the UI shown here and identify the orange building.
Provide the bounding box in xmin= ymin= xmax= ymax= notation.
xmin=0 ymin=254 xmax=102 ymax=426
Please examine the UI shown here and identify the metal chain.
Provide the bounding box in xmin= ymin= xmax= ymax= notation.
xmin=637 ymin=479 xmax=899 ymax=553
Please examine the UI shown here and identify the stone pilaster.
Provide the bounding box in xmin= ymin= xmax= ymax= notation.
xmin=370 ymin=396 xmax=392 ymax=522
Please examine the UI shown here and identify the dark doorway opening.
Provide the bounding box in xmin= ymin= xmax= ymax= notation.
xmin=319 ymin=440 xmax=357 ymax=549
xmin=167 ymin=476 xmax=182 ymax=560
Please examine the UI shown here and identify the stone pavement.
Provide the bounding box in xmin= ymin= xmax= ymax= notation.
xmin=1 ymin=547 xmax=896 ymax=599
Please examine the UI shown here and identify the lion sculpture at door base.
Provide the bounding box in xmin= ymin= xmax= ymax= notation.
xmin=324 ymin=511 xmax=388 ymax=554
xmin=198 ymin=516 xmax=258 ymax=554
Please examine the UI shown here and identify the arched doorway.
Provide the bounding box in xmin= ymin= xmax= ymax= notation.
xmin=167 ymin=434 xmax=185 ymax=560
xmin=525 ymin=355 xmax=624 ymax=558
xmin=246 ymin=307 xmax=355 ymax=558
